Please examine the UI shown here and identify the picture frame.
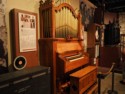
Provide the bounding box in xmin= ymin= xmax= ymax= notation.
xmin=80 ymin=1 xmax=95 ymax=31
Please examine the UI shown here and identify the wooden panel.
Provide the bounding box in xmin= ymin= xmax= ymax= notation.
xmin=87 ymin=47 xmax=95 ymax=58
xmin=39 ymin=38 xmax=57 ymax=94
xmin=57 ymin=42 xmax=82 ymax=53
xmin=99 ymin=46 xmax=120 ymax=68
xmin=87 ymin=24 xmax=96 ymax=48
xmin=86 ymin=83 xmax=98 ymax=94
xmin=10 ymin=9 xmax=39 ymax=69
xmin=94 ymin=7 xmax=103 ymax=24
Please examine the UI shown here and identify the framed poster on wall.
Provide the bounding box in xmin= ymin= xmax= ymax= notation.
xmin=10 ymin=9 xmax=39 ymax=69
xmin=18 ymin=12 xmax=37 ymax=52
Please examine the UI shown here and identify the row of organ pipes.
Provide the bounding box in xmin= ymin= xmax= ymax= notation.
xmin=55 ymin=6 xmax=78 ymax=38
xmin=42 ymin=9 xmax=51 ymax=37
xmin=41 ymin=0 xmax=78 ymax=38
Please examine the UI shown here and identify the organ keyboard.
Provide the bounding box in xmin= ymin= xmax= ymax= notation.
xmin=68 ymin=56 xmax=84 ymax=62
xmin=65 ymin=52 xmax=84 ymax=62
xmin=56 ymin=48 xmax=89 ymax=76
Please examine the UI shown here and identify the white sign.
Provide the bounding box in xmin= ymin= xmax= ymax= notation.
xmin=18 ymin=12 xmax=37 ymax=52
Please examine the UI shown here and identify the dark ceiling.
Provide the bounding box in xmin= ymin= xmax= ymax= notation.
xmin=89 ymin=0 xmax=125 ymax=13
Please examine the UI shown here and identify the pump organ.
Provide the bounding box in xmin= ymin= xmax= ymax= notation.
xmin=39 ymin=0 xmax=97 ymax=94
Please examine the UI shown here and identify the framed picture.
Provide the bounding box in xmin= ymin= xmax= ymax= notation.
xmin=10 ymin=8 xmax=39 ymax=68
xmin=80 ymin=1 xmax=95 ymax=31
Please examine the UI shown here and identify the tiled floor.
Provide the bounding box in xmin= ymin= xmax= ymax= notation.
xmin=100 ymin=73 xmax=125 ymax=94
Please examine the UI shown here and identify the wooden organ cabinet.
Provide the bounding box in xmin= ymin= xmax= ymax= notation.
xmin=39 ymin=0 xmax=97 ymax=94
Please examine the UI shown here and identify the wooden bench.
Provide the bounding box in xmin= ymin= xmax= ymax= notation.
xmin=70 ymin=66 xmax=97 ymax=94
